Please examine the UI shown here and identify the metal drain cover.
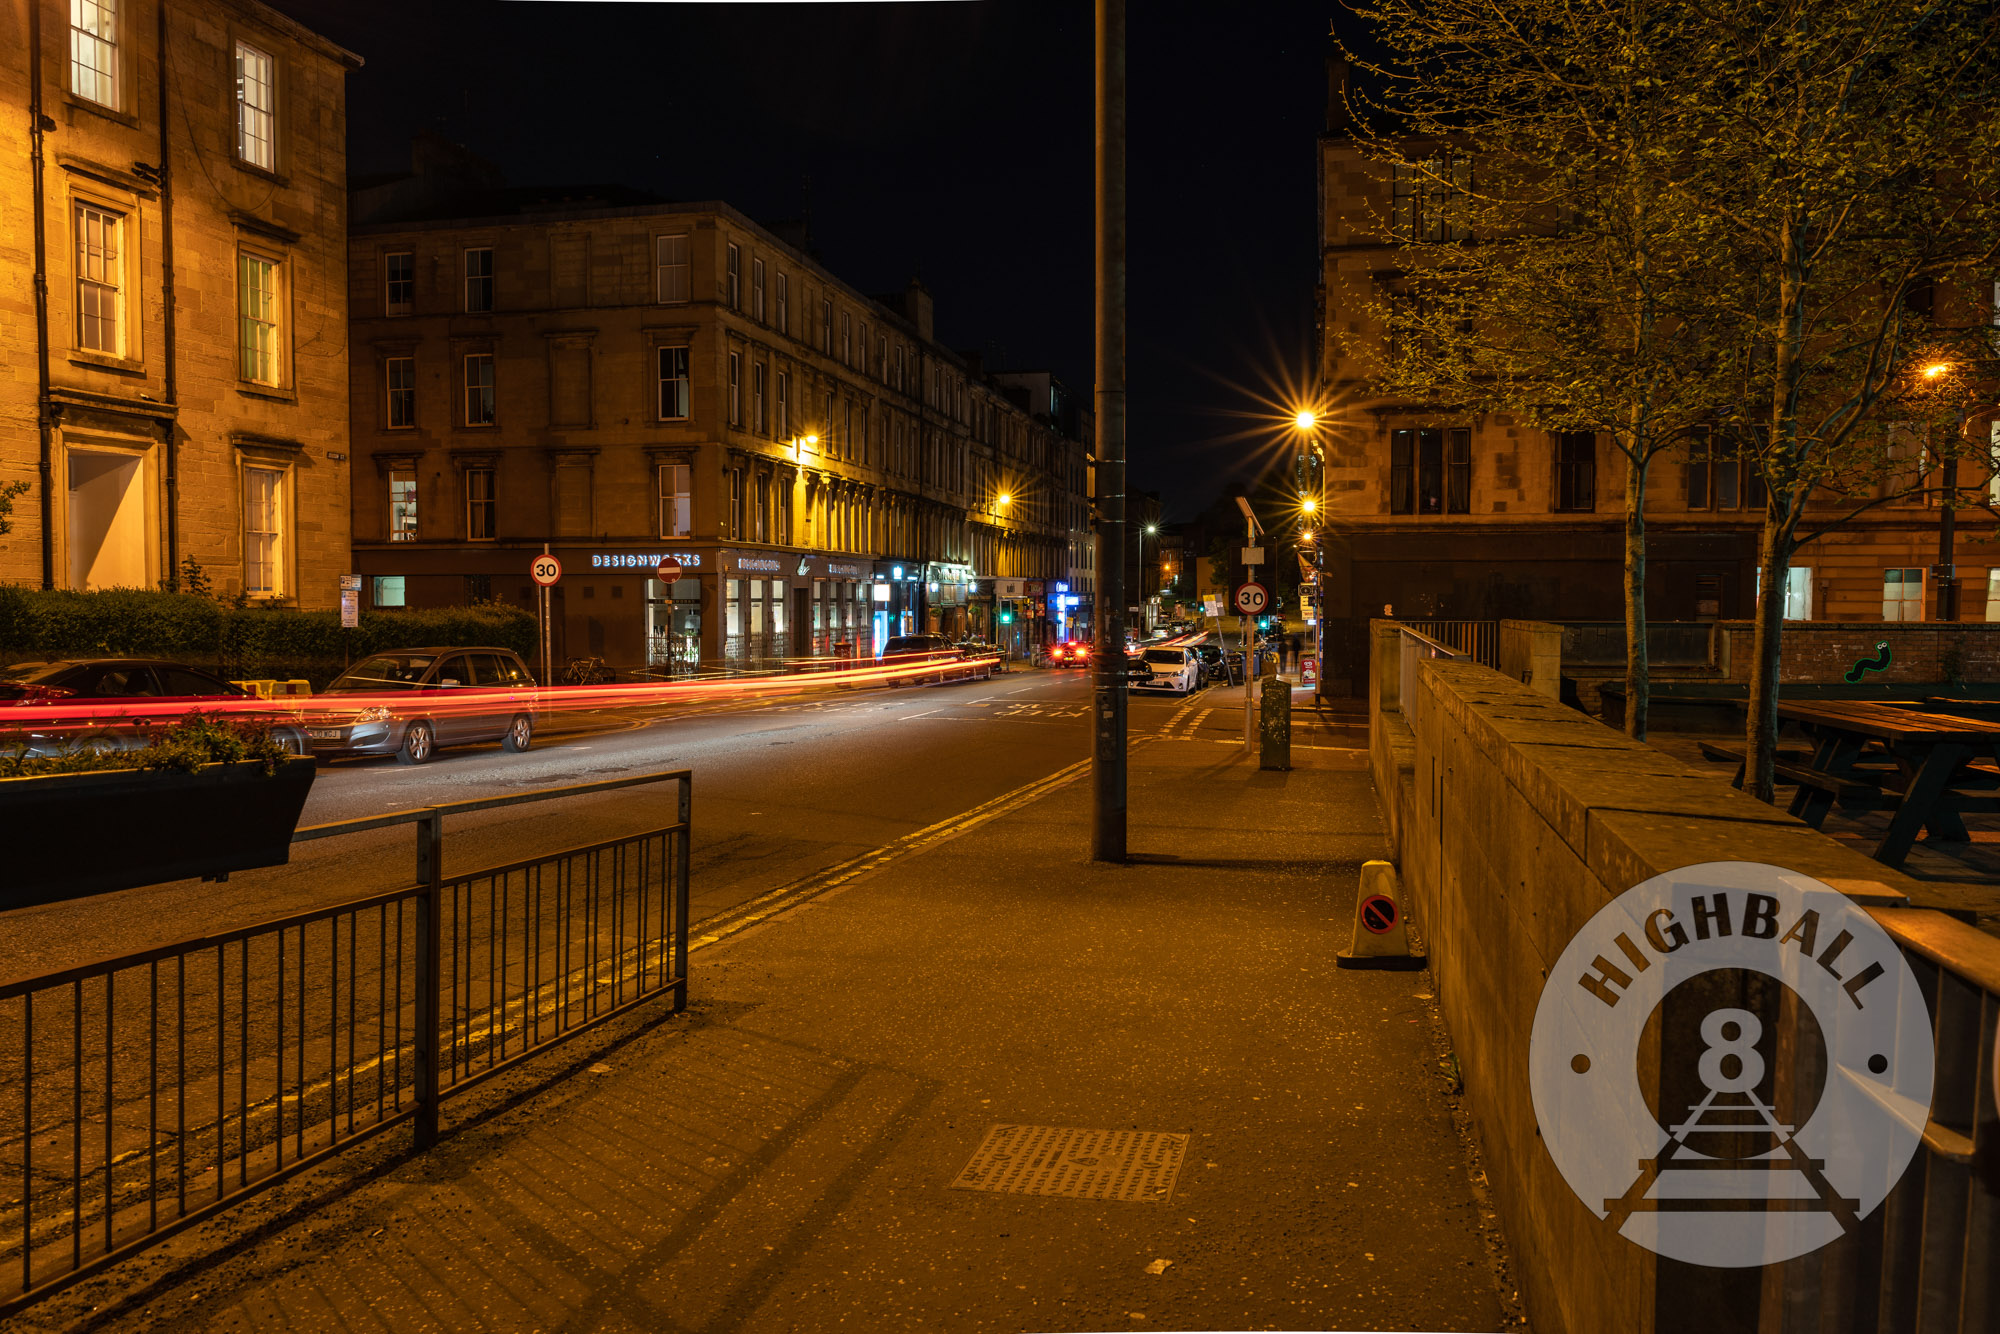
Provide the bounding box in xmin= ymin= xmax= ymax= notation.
xmin=949 ymin=1124 xmax=1189 ymax=1203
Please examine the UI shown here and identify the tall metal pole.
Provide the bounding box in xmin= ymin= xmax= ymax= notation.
xmin=1091 ymin=0 xmax=1128 ymax=862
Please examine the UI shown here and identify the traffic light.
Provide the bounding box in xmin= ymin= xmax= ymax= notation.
xmin=999 ymin=609 xmax=1014 ymax=625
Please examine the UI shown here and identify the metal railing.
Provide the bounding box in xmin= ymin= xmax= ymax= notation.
xmin=1772 ymin=905 xmax=1999 ymax=1333
xmin=1397 ymin=625 xmax=1467 ymax=716
xmin=1399 ymin=619 xmax=1498 ymax=668
xmin=0 ymin=768 xmax=691 ymax=1316
xmin=1559 ymin=620 xmax=1717 ymax=668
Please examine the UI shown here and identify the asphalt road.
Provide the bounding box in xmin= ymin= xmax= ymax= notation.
xmin=0 ymin=667 xmax=1222 ymax=982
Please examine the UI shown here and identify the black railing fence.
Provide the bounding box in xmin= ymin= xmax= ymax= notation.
xmin=0 ymin=769 xmax=690 ymax=1316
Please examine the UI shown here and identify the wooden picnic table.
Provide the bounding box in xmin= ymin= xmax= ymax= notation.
xmin=1776 ymin=701 xmax=2000 ymax=867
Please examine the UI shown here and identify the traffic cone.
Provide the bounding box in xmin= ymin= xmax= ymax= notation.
xmin=1337 ymin=860 xmax=1425 ymax=970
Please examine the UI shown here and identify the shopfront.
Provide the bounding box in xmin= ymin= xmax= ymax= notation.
xmin=929 ymin=562 xmax=973 ymax=641
xmin=570 ymin=545 xmax=711 ymax=676
xmin=815 ymin=557 xmax=871 ymax=659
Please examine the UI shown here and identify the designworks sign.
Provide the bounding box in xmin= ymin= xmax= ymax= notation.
xmin=1529 ymin=862 xmax=1933 ymax=1268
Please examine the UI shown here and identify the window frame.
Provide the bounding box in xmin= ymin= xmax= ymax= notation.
xmin=241 ymin=463 xmax=289 ymax=598
xmin=74 ymin=201 xmax=126 ymax=358
xmin=726 ymin=243 xmax=741 ymax=310
xmin=753 ymin=362 xmax=767 ymax=435
xmin=236 ymin=248 xmax=285 ymax=388
xmin=657 ymin=345 xmax=690 ymax=421
xmin=69 ymin=0 xmax=120 ymax=111
xmin=383 ymin=250 xmax=414 ymax=316
xmin=728 ymin=351 xmax=742 ymax=427
xmin=1883 ymin=567 xmax=1926 ymax=622
xmin=384 ymin=355 xmax=416 ymax=430
xmin=657 ymin=462 xmax=691 ymax=539
xmin=462 ymin=352 xmax=496 ymax=427
xmin=775 ymin=272 xmax=788 ymax=334
xmin=751 ymin=257 xmax=766 ymax=322
xmin=654 ymin=234 xmax=690 ymax=304
xmin=233 ymin=40 xmax=277 ymax=172
xmin=387 ymin=468 xmax=418 ymax=542
xmin=464 ymin=466 xmax=496 ymax=542
xmin=462 ymin=247 xmax=494 ymax=314
xmin=1554 ymin=431 xmax=1597 ymax=513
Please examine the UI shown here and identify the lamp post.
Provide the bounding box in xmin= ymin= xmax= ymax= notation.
xmin=995 ymin=491 xmax=1012 ymax=648
xmin=1920 ymin=363 xmax=1963 ymax=622
xmin=1293 ymin=410 xmax=1327 ymax=697
xmin=1091 ymin=0 xmax=1127 ymax=863
xmin=1136 ymin=521 xmax=1157 ymax=633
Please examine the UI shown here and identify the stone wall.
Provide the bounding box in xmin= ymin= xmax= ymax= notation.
xmin=1366 ymin=620 xmax=1977 ymax=1333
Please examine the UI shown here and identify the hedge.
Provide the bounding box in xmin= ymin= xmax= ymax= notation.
xmin=0 ymin=586 xmax=539 ymax=689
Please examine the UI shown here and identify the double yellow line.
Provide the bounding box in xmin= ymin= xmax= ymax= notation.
xmin=687 ymin=747 xmax=1134 ymax=953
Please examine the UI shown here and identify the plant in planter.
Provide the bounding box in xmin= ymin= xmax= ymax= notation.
xmin=0 ymin=711 xmax=317 ymax=908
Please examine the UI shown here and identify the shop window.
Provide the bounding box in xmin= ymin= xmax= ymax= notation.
xmin=373 ymin=576 xmax=406 ymax=608
xmin=726 ymin=578 xmax=743 ymax=636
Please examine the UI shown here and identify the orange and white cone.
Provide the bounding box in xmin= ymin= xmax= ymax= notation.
xmin=1337 ymin=860 xmax=1425 ymax=971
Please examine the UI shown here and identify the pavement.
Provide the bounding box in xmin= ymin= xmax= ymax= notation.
xmin=22 ymin=709 xmax=1520 ymax=1334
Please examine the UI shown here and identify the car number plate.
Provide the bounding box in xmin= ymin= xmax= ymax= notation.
xmin=308 ymin=729 xmax=342 ymax=740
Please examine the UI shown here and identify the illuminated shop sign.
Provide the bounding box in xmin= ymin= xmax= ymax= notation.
xmin=590 ymin=552 xmax=704 ymax=570
xmin=828 ymin=562 xmax=865 ymax=577
xmin=735 ymin=557 xmax=782 ymax=573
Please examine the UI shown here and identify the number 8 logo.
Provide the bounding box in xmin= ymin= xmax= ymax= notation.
xmin=1698 ymin=1008 xmax=1765 ymax=1094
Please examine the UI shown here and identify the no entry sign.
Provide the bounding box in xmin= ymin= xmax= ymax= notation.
xmin=1358 ymin=894 xmax=1399 ymax=935
xmin=656 ymin=558 xmax=683 ymax=582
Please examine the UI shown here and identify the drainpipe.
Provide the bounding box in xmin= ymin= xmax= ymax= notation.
xmin=157 ymin=0 xmax=179 ymax=583
xmin=29 ymin=0 xmax=56 ymax=589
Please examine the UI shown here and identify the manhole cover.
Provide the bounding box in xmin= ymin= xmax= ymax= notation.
xmin=949 ymin=1124 xmax=1189 ymax=1203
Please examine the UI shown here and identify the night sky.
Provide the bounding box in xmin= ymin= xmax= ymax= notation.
xmin=269 ymin=0 xmax=1336 ymax=518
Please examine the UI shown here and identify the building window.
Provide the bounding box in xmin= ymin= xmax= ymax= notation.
xmin=878 ymin=335 xmax=887 ymax=381
xmin=752 ymin=257 xmax=766 ymax=321
xmin=463 ymin=353 xmax=495 ymax=426
xmin=372 ymin=575 xmax=406 ymax=608
xmin=385 ymin=356 xmax=415 ymax=428
xmin=1782 ymin=566 xmax=1812 ymax=621
xmin=384 ymin=251 xmax=413 ymax=316
xmin=1884 ymin=568 xmax=1925 ymax=621
xmin=658 ymin=346 xmax=690 ymax=420
xmin=820 ymin=299 xmax=832 ymax=353
xmin=70 ymin=0 xmax=118 ymax=109
xmin=237 ymin=252 xmax=281 ymax=386
xmin=729 ymin=468 xmax=744 ymax=541
xmin=75 ymin=204 xmax=122 ymax=355
xmin=465 ymin=467 xmax=495 ymax=540
xmin=1391 ymin=155 xmax=1473 ymax=242
xmin=1985 ymin=570 xmax=2000 ymax=624
xmin=755 ymin=472 xmax=770 ymax=542
xmin=728 ymin=352 xmax=742 ymax=426
xmin=388 ymin=469 xmax=418 ymax=541
xmin=1445 ymin=427 xmax=1471 ymax=514
xmin=775 ymin=272 xmax=788 ymax=334
xmin=777 ymin=476 xmax=791 ymax=544
xmin=1554 ymin=432 xmax=1596 ymax=513
xmin=655 ymin=234 xmax=689 ymax=303
xmin=777 ymin=371 xmax=790 ymax=437
xmin=243 ymin=466 xmax=285 ymax=595
xmin=1388 ymin=428 xmax=1445 ymax=514
xmin=463 ymin=248 xmax=493 ymax=313
xmin=234 ymin=42 xmax=275 ymax=170
xmin=658 ymin=462 xmax=691 ymax=538
xmin=726 ymin=243 xmax=741 ymax=309
xmin=1687 ymin=432 xmax=1767 ymax=512
xmin=841 ymin=312 xmax=852 ymax=365
xmin=753 ymin=363 xmax=767 ymax=434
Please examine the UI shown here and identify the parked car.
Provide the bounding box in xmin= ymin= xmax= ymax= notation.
xmin=878 ymin=635 xmax=990 ymax=685
xmin=308 ymin=647 xmax=537 ymax=764
xmin=1190 ymin=643 xmax=1229 ymax=683
xmin=0 ymin=658 xmax=308 ymax=756
xmin=1050 ymin=640 xmax=1093 ymax=668
xmin=1132 ymin=646 xmax=1202 ymax=694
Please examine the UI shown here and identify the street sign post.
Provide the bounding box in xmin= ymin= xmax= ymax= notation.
xmin=531 ymin=551 xmax=561 ymax=686
xmin=655 ymin=558 xmax=683 ymax=583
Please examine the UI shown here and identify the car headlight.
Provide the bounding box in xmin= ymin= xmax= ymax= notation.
xmin=355 ymin=707 xmax=393 ymax=723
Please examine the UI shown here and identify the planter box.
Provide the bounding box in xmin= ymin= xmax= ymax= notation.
xmin=0 ymin=757 xmax=317 ymax=910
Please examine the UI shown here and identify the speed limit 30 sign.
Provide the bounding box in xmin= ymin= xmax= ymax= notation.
xmin=531 ymin=554 xmax=563 ymax=587
xmin=1233 ymin=581 xmax=1268 ymax=616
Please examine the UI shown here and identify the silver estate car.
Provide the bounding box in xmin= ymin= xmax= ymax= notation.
xmin=307 ymin=648 xmax=538 ymax=764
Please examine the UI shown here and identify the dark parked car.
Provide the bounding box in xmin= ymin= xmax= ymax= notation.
xmin=1190 ymin=643 xmax=1229 ymax=683
xmin=0 ymin=658 xmax=307 ymax=756
xmin=308 ymin=647 xmax=537 ymax=764
xmin=879 ymin=634 xmax=991 ymax=685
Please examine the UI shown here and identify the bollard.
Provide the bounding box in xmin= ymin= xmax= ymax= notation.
xmin=1258 ymin=672 xmax=1291 ymax=770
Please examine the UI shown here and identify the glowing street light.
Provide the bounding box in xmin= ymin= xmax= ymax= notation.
xmin=1300 ymin=497 xmax=1317 ymax=515
xmin=997 ymin=492 xmax=1012 ymax=506
xmin=1924 ymin=362 xmax=1950 ymax=380
xmin=1294 ymin=409 xmax=1318 ymax=431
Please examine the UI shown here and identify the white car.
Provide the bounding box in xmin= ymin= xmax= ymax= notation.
xmin=1133 ymin=646 xmax=1200 ymax=694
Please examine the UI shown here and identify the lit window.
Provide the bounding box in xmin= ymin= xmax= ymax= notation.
xmin=463 ymin=248 xmax=493 ymax=313
xmin=658 ymin=346 xmax=690 ymax=420
xmin=75 ymin=204 xmax=122 ymax=355
xmin=70 ymin=0 xmax=117 ymax=109
xmin=384 ymin=252 xmax=413 ymax=315
xmin=464 ymin=467 xmax=495 ymax=541
xmin=234 ymin=42 xmax=275 ymax=170
xmin=1883 ymin=568 xmax=1925 ymax=621
xmin=658 ymin=463 xmax=691 ymax=538
xmin=655 ymin=235 xmax=689 ymax=303
xmin=463 ymin=353 xmax=495 ymax=426
xmin=243 ymin=466 xmax=284 ymax=595
xmin=372 ymin=575 xmax=406 ymax=608
xmin=385 ymin=356 xmax=415 ymax=428
xmin=388 ymin=470 xmax=418 ymax=541
xmin=237 ymin=253 xmax=281 ymax=385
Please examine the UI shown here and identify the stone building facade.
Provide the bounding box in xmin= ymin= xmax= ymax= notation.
xmin=0 ymin=0 xmax=358 ymax=605
xmin=1313 ymin=62 xmax=1998 ymax=693
xmin=346 ymin=151 xmax=1076 ymax=673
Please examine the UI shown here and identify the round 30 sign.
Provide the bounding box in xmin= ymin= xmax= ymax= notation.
xmin=531 ymin=554 xmax=563 ymax=587
xmin=1233 ymin=581 xmax=1268 ymax=616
